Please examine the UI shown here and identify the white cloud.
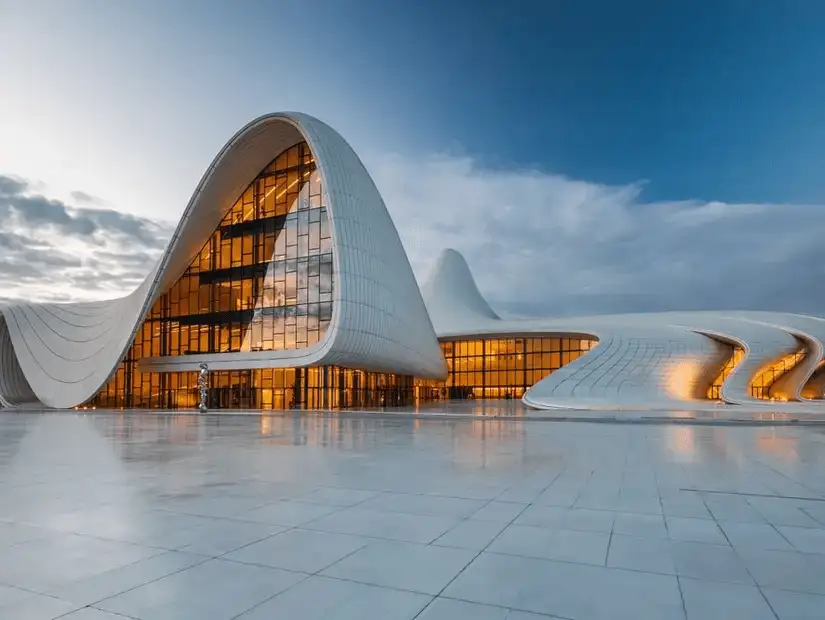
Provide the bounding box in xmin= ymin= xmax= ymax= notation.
xmin=366 ymin=151 xmax=825 ymax=317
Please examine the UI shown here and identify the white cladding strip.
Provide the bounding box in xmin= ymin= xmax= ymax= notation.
xmin=803 ymin=362 xmax=825 ymax=399
xmin=0 ymin=315 xmax=36 ymax=407
xmin=0 ymin=113 xmax=446 ymax=408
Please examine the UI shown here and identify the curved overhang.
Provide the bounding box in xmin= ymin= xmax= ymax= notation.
xmin=763 ymin=330 xmax=821 ymax=402
xmin=0 ymin=113 xmax=446 ymax=408
xmin=522 ymin=323 xmax=729 ymax=410
xmin=689 ymin=319 xmax=821 ymax=405
xmin=437 ymin=330 xmax=600 ymax=343
xmin=518 ymin=312 xmax=825 ymax=411
xmin=802 ymin=360 xmax=825 ymax=400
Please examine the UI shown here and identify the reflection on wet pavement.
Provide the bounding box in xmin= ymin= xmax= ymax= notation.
xmin=1 ymin=411 xmax=825 ymax=619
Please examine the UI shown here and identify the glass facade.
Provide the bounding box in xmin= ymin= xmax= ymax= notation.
xmin=439 ymin=337 xmax=598 ymax=400
xmin=706 ymin=346 xmax=745 ymax=400
xmin=86 ymin=141 xmax=421 ymax=411
xmin=90 ymin=366 xmax=418 ymax=410
xmin=149 ymin=141 xmax=332 ymax=357
xmin=750 ymin=347 xmax=807 ymax=400
xmin=706 ymin=343 xmax=813 ymax=402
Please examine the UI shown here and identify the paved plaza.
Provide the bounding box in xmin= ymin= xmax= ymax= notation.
xmin=1 ymin=409 xmax=825 ymax=619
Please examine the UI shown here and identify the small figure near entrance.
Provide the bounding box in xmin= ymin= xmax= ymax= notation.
xmin=198 ymin=363 xmax=209 ymax=413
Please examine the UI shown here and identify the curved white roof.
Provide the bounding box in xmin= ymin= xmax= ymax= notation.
xmin=0 ymin=113 xmax=447 ymax=408
xmin=420 ymin=249 xmax=500 ymax=332
xmin=423 ymin=248 xmax=825 ymax=411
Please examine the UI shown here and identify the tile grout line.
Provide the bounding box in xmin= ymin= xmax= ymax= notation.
xmin=203 ymin=488 xmax=394 ymax=572
xmin=656 ymin=466 xmax=688 ymax=620
xmin=681 ymin=488 xmax=825 ymax=502
xmin=707 ymin=494 xmax=782 ymax=620
xmin=223 ymin=488 xmax=468 ymax=619
xmin=76 ymin=607 xmax=141 ymax=620
xmin=45 ymin=493 xmax=382 ymax=620
xmin=728 ymin=545 xmax=783 ymax=620
xmin=64 ymin=552 xmax=215 ymax=613
xmin=799 ymin=505 xmax=825 ymax=527
xmin=227 ymin=542 xmax=371 ymax=620
xmin=604 ymin=438 xmax=632 ymax=567
xmin=411 ymin=472 xmax=560 ymax=619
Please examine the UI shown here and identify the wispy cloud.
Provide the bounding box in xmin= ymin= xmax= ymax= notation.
xmin=69 ymin=189 xmax=108 ymax=207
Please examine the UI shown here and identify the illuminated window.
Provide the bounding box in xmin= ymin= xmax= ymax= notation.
xmin=707 ymin=346 xmax=745 ymax=400
xmin=750 ymin=346 xmax=807 ymax=400
xmin=438 ymin=336 xmax=598 ymax=400
xmin=85 ymin=143 xmax=423 ymax=411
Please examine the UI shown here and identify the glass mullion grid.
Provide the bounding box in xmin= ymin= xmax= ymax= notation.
xmin=439 ymin=336 xmax=596 ymax=399
xmin=84 ymin=143 xmax=447 ymax=411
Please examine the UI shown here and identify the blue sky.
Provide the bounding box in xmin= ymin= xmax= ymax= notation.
xmin=1 ymin=0 xmax=825 ymax=314
xmin=394 ymin=1 xmax=825 ymax=205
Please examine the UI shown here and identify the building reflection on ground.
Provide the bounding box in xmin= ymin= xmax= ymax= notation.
xmin=72 ymin=402 xmax=825 ymax=472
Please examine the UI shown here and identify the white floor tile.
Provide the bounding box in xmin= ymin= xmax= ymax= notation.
xmin=305 ymin=507 xmax=459 ymax=543
xmin=95 ymin=558 xmax=306 ymax=620
xmin=607 ymin=534 xmax=676 ymax=574
xmin=515 ymin=506 xmax=615 ymax=533
xmin=225 ymin=528 xmax=370 ymax=573
xmin=443 ymin=551 xmax=684 ymax=619
xmin=763 ymin=587 xmax=825 ymax=620
xmin=433 ymin=519 xmax=507 ymax=551
xmin=488 ymin=524 xmax=610 ymax=566
xmin=680 ymin=577 xmax=774 ymax=620
xmin=666 ymin=516 xmax=728 ymax=544
xmin=320 ymin=540 xmax=476 ymax=594
xmin=417 ymin=597 xmax=508 ymax=619
xmin=236 ymin=575 xmax=431 ymax=619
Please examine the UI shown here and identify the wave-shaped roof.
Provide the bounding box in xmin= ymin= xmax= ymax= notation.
xmin=0 ymin=113 xmax=447 ymax=408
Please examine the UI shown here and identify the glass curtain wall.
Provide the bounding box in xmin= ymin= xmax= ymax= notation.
xmin=440 ymin=337 xmax=598 ymax=400
xmin=89 ymin=367 xmax=416 ymax=410
xmin=706 ymin=346 xmax=745 ymax=400
xmin=149 ymin=141 xmax=332 ymax=357
xmin=86 ymin=141 xmax=417 ymax=411
xmin=750 ymin=346 xmax=807 ymax=400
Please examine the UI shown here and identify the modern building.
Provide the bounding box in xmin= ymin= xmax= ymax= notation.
xmin=1 ymin=112 xmax=824 ymax=412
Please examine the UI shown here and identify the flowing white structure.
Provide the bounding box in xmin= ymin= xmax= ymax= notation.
xmin=1 ymin=111 xmax=824 ymax=412
xmin=0 ymin=113 xmax=446 ymax=409
xmin=422 ymin=250 xmax=825 ymax=410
